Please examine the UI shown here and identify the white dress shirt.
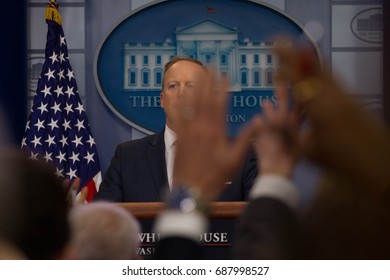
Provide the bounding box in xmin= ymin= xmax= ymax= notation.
xmin=164 ymin=125 xmax=176 ymax=189
xmin=250 ymin=174 xmax=299 ymax=210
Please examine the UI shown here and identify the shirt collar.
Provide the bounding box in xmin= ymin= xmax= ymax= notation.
xmin=164 ymin=125 xmax=177 ymax=151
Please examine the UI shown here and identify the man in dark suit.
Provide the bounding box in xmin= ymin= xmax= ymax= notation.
xmin=95 ymin=57 xmax=258 ymax=202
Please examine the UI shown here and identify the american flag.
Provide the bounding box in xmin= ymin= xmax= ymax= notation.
xmin=21 ymin=1 xmax=101 ymax=201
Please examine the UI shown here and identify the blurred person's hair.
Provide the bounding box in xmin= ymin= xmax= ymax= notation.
xmin=69 ymin=202 xmax=141 ymax=259
xmin=0 ymin=152 xmax=70 ymax=259
xmin=0 ymin=108 xmax=11 ymax=149
xmin=0 ymin=239 xmax=25 ymax=259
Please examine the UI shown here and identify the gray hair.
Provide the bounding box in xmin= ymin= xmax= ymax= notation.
xmin=69 ymin=202 xmax=141 ymax=259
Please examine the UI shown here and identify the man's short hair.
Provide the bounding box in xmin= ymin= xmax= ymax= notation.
xmin=162 ymin=56 xmax=204 ymax=89
xmin=69 ymin=202 xmax=141 ymax=259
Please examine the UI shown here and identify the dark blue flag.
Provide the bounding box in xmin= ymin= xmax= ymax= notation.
xmin=22 ymin=1 xmax=101 ymax=201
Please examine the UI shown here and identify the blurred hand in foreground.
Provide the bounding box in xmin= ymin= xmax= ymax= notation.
xmin=275 ymin=41 xmax=390 ymax=193
xmin=172 ymin=70 xmax=260 ymax=201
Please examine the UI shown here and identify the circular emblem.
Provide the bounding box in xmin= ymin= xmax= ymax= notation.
xmin=350 ymin=7 xmax=382 ymax=44
xmin=94 ymin=0 xmax=318 ymax=136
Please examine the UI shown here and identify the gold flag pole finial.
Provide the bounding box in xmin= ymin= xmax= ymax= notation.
xmin=46 ymin=0 xmax=62 ymax=25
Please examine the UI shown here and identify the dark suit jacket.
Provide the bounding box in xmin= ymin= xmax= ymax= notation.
xmin=233 ymin=197 xmax=298 ymax=259
xmin=95 ymin=130 xmax=258 ymax=202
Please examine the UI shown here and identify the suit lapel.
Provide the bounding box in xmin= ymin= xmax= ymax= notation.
xmin=147 ymin=130 xmax=168 ymax=201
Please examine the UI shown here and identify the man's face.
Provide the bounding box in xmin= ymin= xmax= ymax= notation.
xmin=160 ymin=61 xmax=206 ymax=132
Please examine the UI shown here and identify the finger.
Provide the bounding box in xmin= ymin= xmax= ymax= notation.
xmin=262 ymin=99 xmax=275 ymax=122
xmin=276 ymin=42 xmax=320 ymax=84
xmin=70 ymin=177 xmax=81 ymax=192
xmin=213 ymin=75 xmax=230 ymax=126
xmin=75 ymin=186 xmax=89 ymax=205
xmin=198 ymin=68 xmax=216 ymax=118
xmin=274 ymin=43 xmax=300 ymax=83
xmin=176 ymin=71 xmax=205 ymax=128
xmin=274 ymin=82 xmax=289 ymax=120
xmin=63 ymin=178 xmax=69 ymax=185
xmin=229 ymin=116 xmax=263 ymax=170
xmin=63 ymin=178 xmax=74 ymax=204
xmin=62 ymin=178 xmax=70 ymax=191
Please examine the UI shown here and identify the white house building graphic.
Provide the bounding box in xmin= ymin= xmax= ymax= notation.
xmin=123 ymin=19 xmax=278 ymax=92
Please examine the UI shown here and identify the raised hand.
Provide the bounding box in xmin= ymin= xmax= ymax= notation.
xmin=172 ymin=69 xmax=259 ymax=201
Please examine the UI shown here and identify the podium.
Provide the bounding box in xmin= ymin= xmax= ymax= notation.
xmin=117 ymin=202 xmax=247 ymax=259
